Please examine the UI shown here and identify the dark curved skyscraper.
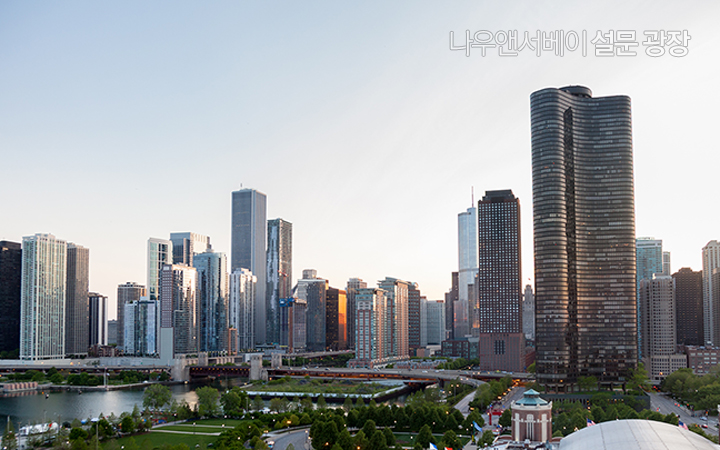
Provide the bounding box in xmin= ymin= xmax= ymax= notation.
xmin=531 ymin=86 xmax=637 ymax=392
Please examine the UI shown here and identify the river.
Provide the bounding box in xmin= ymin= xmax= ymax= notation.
xmin=0 ymin=381 xmax=226 ymax=434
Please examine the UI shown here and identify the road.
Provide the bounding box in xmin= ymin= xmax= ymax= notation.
xmin=647 ymin=391 xmax=717 ymax=433
xmin=268 ymin=429 xmax=310 ymax=450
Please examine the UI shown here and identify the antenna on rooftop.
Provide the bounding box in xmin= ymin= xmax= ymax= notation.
xmin=471 ymin=186 xmax=475 ymax=207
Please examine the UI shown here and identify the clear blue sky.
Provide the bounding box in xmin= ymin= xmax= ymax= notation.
xmin=2 ymin=1 xmax=718 ymax=317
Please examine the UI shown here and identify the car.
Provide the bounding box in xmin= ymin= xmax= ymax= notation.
xmin=267 ymin=441 xmax=275 ymax=448
xmin=702 ymin=424 xmax=709 ymax=429
xmin=701 ymin=417 xmax=708 ymax=421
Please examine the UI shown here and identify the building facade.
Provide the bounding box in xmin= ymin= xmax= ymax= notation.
xmin=231 ymin=188 xmax=267 ymax=345
xmin=296 ymin=271 xmax=328 ymax=352
xmin=444 ymin=272 xmax=458 ymax=340
xmin=20 ymin=234 xmax=67 ymax=360
xmin=160 ymin=264 xmax=198 ymax=355
xmin=674 ymin=268 xmax=703 ymax=346
xmin=637 ymin=237 xmax=663 ymax=358
xmin=378 ymin=277 xmax=409 ymax=361
xmin=123 ymin=299 xmax=157 ymax=355
xmin=351 ymin=287 xmax=387 ymax=368
xmin=89 ymin=292 xmax=108 ymax=347
xmin=639 ymin=276 xmax=682 ymax=380
xmin=702 ymin=241 xmax=720 ymax=346
xmin=326 ymin=287 xmax=347 ymax=351
xmin=476 ymin=189 xmax=525 ymax=372
xmin=169 ymin=232 xmax=211 ymax=267
xmin=266 ymin=218 xmax=292 ymax=345
xmin=229 ymin=268 xmax=256 ymax=351
xmin=408 ymin=282 xmax=424 ymax=353
xmin=116 ymin=282 xmax=146 ymax=351
xmin=531 ymin=86 xmax=637 ymax=390
xmin=0 ymin=241 xmax=22 ymax=354
xmin=65 ymin=243 xmax=90 ymax=355
xmin=194 ymin=250 xmax=229 ymax=353
xmin=424 ymin=299 xmax=445 ymax=346
xmin=345 ymin=278 xmax=367 ymax=350
xmin=523 ymin=284 xmax=535 ymax=341
xmin=458 ymin=205 xmax=478 ymax=339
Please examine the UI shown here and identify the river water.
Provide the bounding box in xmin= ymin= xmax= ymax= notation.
xmin=0 ymin=383 xmax=211 ymax=433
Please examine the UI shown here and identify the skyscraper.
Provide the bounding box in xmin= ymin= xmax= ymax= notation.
xmin=702 ymin=240 xmax=720 ymax=346
xmin=458 ymin=205 xmax=478 ymax=338
xmin=89 ymin=292 xmax=108 ymax=346
xmin=116 ymin=282 xmax=146 ymax=351
xmin=531 ymin=85 xmax=637 ymax=390
xmin=231 ymin=188 xmax=267 ymax=345
xmin=170 ymin=232 xmax=211 ymax=266
xmin=326 ymin=287 xmax=347 ymax=350
xmin=160 ymin=264 xmax=198 ymax=355
xmin=424 ymin=299 xmax=445 ymax=346
xmin=636 ymin=237 xmax=663 ymax=358
xmin=266 ymin=218 xmax=292 ymax=345
xmin=346 ymin=278 xmax=367 ymax=350
xmin=408 ymin=282 xmax=424 ymax=353
xmin=639 ymin=276 xmax=686 ymax=381
xmin=148 ymin=238 xmax=173 ymax=302
xmin=351 ymin=287 xmax=387 ymax=368
xmin=673 ymin=268 xmax=703 ymax=346
xmin=378 ymin=277 xmax=409 ymax=360
xmin=124 ymin=298 xmax=157 ymax=355
xmin=444 ymin=272 xmax=458 ymax=340
xmin=65 ymin=243 xmax=90 ymax=355
xmin=295 ymin=270 xmax=328 ymax=352
xmin=194 ymin=250 xmax=229 ymax=353
xmin=476 ymin=189 xmax=524 ymax=372
xmin=0 ymin=241 xmax=22 ymax=354
xmin=523 ymin=285 xmax=535 ymax=341
xmin=20 ymin=234 xmax=67 ymax=360
xmin=229 ymin=268 xmax=256 ymax=351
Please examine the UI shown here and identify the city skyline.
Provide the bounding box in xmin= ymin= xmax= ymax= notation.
xmin=2 ymin=2 xmax=719 ymax=317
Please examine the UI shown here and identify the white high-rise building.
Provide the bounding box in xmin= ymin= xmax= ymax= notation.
xmin=148 ymin=237 xmax=172 ymax=352
xmin=457 ymin=206 xmax=478 ymax=338
xmin=229 ymin=268 xmax=256 ymax=351
xmin=703 ymin=241 xmax=720 ymax=346
xmin=20 ymin=233 xmax=67 ymax=360
xmin=124 ymin=298 xmax=157 ymax=355
xmin=523 ymin=285 xmax=535 ymax=341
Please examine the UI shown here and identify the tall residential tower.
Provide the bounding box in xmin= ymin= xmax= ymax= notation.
xmin=531 ymin=86 xmax=637 ymax=391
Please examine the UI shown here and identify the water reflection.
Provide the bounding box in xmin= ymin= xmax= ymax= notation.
xmin=0 ymin=383 xmax=201 ymax=433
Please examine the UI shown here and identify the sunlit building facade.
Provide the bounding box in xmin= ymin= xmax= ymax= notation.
xmin=326 ymin=287 xmax=347 ymax=350
xmin=160 ymin=263 xmax=198 ymax=355
xmin=116 ymin=281 xmax=146 ymax=351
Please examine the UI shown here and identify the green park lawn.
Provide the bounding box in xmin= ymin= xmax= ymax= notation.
xmin=103 ymin=432 xmax=215 ymax=449
xmin=244 ymin=377 xmax=394 ymax=395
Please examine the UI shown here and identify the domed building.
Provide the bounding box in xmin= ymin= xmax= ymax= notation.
xmin=510 ymin=389 xmax=553 ymax=443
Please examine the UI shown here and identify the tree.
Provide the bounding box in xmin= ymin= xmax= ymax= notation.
xmin=368 ymin=430 xmax=388 ymax=450
xmin=627 ymin=363 xmax=651 ymax=392
xmin=355 ymin=397 xmax=366 ymax=408
xmin=479 ymin=430 xmax=495 ymax=446
xmin=196 ymin=386 xmax=220 ymax=417
xmin=416 ymin=424 xmax=434 ymax=448
xmin=143 ymin=384 xmax=172 ymax=411
xmin=362 ymin=419 xmax=377 ymax=438
xmin=121 ymin=416 xmax=135 ymax=434
xmin=2 ymin=419 xmax=18 ymax=450
xmin=353 ymin=430 xmax=369 ymax=450
xmin=578 ymin=376 xmax=598 ymax=392
xmin=269 ymin=398 xmax=284 ymax=413
xmin=317 ymin=395 xmax=327 ymax=409
xmin=498 ymin=409 xmax=511 ymax=428
xmin=337 ymin=429 xmax=353 ymax=450
xmin=382 ymin=428 xmax=396 ymax=447
xmin=440 ymin=430 xmax=460 ymax=450
xmin=343 ymin=397 xmax=354 ymax=412
xmin=252 ymin=395 xmax=265 ymax=411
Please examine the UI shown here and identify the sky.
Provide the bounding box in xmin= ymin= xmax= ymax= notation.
xmin=2 ymin=1 xmax=719 ymax=319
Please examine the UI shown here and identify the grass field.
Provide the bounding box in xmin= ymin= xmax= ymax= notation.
xmin=154 ymin=425 xmax=224 ymax=433
xmin=103 ymin=432 xmax=216 ymax=449
xmin=182 ymin=419 xmax=245 ymax=427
